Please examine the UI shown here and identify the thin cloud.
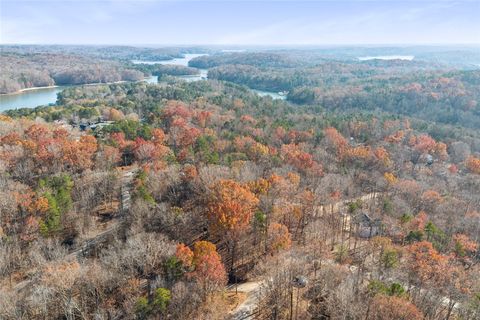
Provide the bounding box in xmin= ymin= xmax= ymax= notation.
xmin=1 ymin=0 xmax=478 ymax=45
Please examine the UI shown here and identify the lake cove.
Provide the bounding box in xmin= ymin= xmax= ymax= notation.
xmin=0 ymin=76 xmax=157 ymax=112
xmin=1 ymin=53 xmax=285 ymax=112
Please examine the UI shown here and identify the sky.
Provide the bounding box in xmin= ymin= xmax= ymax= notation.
xmin=0 ymin=0 xmax=479 ymax=45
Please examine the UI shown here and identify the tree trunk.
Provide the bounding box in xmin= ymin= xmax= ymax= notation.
xmin=290 ymin=289 xmax=294 ymax=320
xmin=445 ymin=300 xmax=456 ymax=320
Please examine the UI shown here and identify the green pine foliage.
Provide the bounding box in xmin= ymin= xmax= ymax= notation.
xmin=38 ymin=174 xmax=73 ymax=236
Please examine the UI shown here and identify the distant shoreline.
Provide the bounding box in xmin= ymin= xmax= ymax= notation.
xmin=0 ymin=79 xmax=148 ymax=96
xmin=0 ymin=85 xmax=60 ymax=96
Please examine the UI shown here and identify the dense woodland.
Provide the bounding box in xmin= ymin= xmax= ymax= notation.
xmin=0 ymin=45 xmax=213 ymax=94
xmin=0 ymin=52 xmax=145 ymax=94
xmin=1 ymin=46 xmax=480 ymax=320
xmin=188 ymin=52 xmax=300 ymax=69
xmin=131 ymin=63 xmax=200 ymax=77
xmin=200 ymin=52 xmax=480 ymax=129
xmin=0 ymin=45 xmax=209 ymax=62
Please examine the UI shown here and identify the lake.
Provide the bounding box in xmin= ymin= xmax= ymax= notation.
xmin=133 ymin=54 xmax=210 ymax=82
xmin=0 ymin=52 xmax=284 ymax=112
xmin=132 ymin=53 xmax=207 ymax=67
xmin=358 ymin=55 xmax=414 ymax=61
xmin=134 ymin=54 xmax=285 ymax=99
xmin=0 ymin=76 xmax=157 ymax=112
xmin=0 ymin=87 xmax=65 ymax=111
xmin=251 ymin=89 xmax=287 ymax=100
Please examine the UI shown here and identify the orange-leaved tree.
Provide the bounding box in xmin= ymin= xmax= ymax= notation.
xmin=406 ymin=241 xmax=451 ymax=289
xmin=466 ymin=156 xmax=480 ymax=174
xmin=207 ymin=179 xmax=259 ymax=274
xmin=175 ymin=243 xmax=194 ymax=269
xmin=324 ymin=127 xmax=348 ymax=158
xmin=267 ymin=222 xmax=292 ymax=254
xmin=207 ymin=179 xmax=259 ymax=236
xmin=191 ymin=241 xmax=227 ymax=292
xmin=368 ymin=295 xmax=423 ymax=320
xmin=175 ymin=241 xmax=226 ymax=297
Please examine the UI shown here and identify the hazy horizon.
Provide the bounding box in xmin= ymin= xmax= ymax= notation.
xmin=1 ymin=0 xmax=479 ymax=46
xmin=1 ymin=43 xmax=480 ymax=47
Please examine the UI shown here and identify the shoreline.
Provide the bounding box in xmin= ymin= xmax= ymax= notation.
xmin=0 ymin=85 xmax=61 ymax=96
xmin=1 ymin=54 xmax=208 ymax=96
xmin=0 ymin=79 xmax=148 ymax=97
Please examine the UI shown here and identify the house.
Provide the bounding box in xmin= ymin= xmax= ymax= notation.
xmin=78 ymin=120 xmax=114 ymax=131
xmin=351 ymin=212 xmax=381 ymax=238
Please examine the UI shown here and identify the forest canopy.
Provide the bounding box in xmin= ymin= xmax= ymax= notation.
xmin=1 ymin=45 xmax=479 ymax=320
xmin=0 ymin=52 xmax=145 ymax=94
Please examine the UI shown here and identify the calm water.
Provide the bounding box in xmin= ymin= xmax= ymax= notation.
xmin=358 ymin=55 xmax=415 ymax=61
xmin=134 ymin=54 xmax=284 ymax=99
xmin=132 ymin=53 xmax=207 ymax=67
xmin=0 ymin=76 xmax=158 ymax=112
xmin=1 ymin=51 xmax=284 ymax=112
xmin=133 ymin=54 xmax=209 ymax=82
xmin=0 ymin=87 xmax=65 ymax=111
xmin=251 ymin=89 xmax=287 ymax=100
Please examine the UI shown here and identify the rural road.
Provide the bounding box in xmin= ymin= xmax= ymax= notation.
xmin=229 ymin=281 xmax=264 ymax=320
xmin=9 ymin=166 xmax=137 ymax=292
xmin=228 ymin=192 xmax=381 ymax=319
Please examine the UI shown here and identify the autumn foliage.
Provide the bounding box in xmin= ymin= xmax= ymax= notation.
xmin=466 ymin=156 xmax=480 ymax=174
xmin=368 ymin=295 xmax=423 ymax=320
xmin=324 ymin=127 xmax=348 ymax=155
xmin=407 ymin=241 xmax=450 ymax=285
xmin=175 ymin=241 xmax=227 ymax=295
xmin=175 ymin=243 xmax=194 ymax=268
xmin=0 ymin=122 xmax=97 ymax=172
xmin=280 ymin=143 xmax=323 ymax=175
xmin=207 ymin=179 xmax=259 ymax=237
xmin=267 ymin=223 xmax=292 ymax=253
xmin=1 ymin=60 xmax=480 ymax=320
